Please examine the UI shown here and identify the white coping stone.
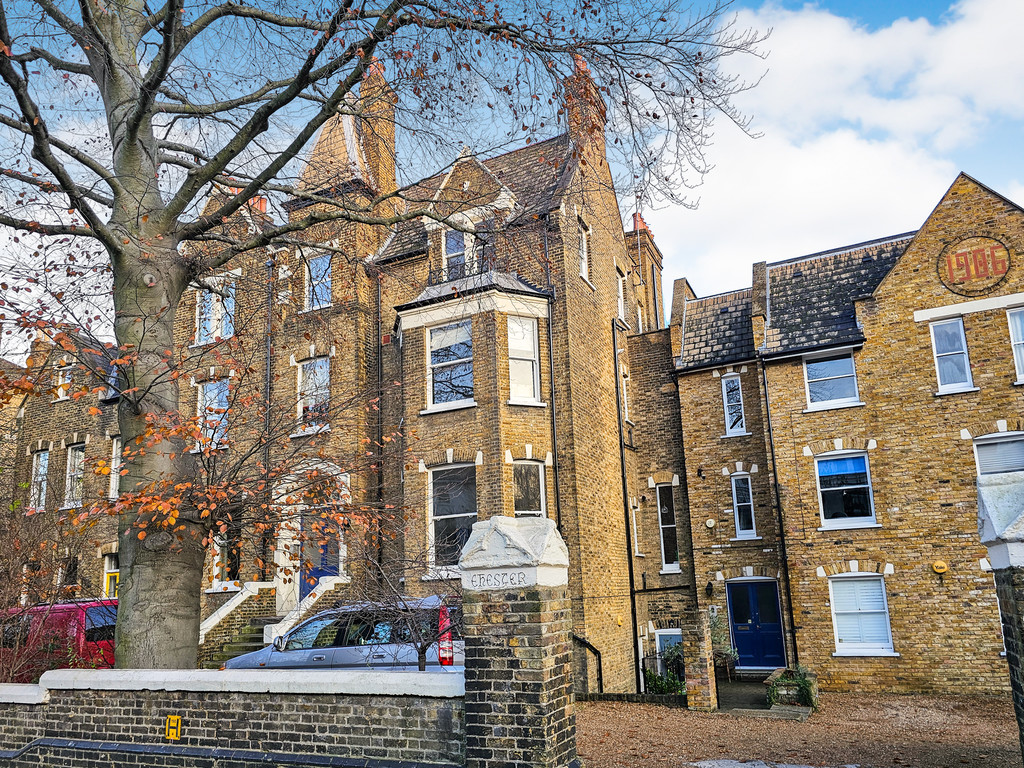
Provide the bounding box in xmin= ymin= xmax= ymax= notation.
xmin=32 ymin=668 xmax=464 ymax=699
xmin=0 ymin=683 xmax=48 ymax=705
xmin=978 ymin=471 xmax=1024 ymax=569
xmin=459 ymin=516 xmax=569 ymax=590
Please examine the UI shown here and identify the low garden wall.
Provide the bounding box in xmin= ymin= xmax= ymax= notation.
xmin=0 ymin=669 xmax=465 ymax=768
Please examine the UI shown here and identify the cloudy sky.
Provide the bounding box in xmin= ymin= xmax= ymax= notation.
xmin=644 ymin=0 xmax=1024 ymax=302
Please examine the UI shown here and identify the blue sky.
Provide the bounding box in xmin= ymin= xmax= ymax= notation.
xmin=645 ymin=0 xmax=1024 ymax=299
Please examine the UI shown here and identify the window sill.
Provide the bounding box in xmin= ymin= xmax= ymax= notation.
xmin=832 ymin=650 xmax=899 ymax=657
xmin=205 ymin=583 xmax=242 ymax=594
xmin=420 ymin=400 xmax=477 ymax=416
xmin=1014 ymin=380 xmax=1024 ymax=387
xmin=507 ymin=399 xmax=547 ymax=408
xmin=580 ymin=275 xmax=596 ymax=291
xmin=934 ymin=386 xmax=980 ymax=396
xmin=58 ymin=505 xmax=82 ymax=512
xmin=817 ymin=522 xmax=882 ymax=531
xmin=289 ymin=424 xmax=331 ymax=439
xmin=634 ymin=552 xmax=645 ymax=558
xmin=730 ymin=535 xmax=762 ymax=542
xmin=803 ymin=400 xmax=866 ymax=414
xmin=659 ymin=566 xmax=682 ymax=575
xmin=422 ymin=567 xmax=461 ymax=581
xmin=298 ymin=304 xmax=333 ymax=314
xmin=189 ymin=444 xmax=229 ymax=454
xmin=720 ymin=432 xmax=752 ymax=439
xmin=189 ymin=337 xmax=235 ymax=349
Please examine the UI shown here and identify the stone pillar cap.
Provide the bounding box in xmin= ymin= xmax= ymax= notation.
xmin=977 ymin=471 xmax=1024 ymax=570
xmin=459 ymin=516 xmax=569 ymax=590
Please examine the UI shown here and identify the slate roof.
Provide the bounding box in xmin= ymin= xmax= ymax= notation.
xmin=762 ymin=233 xmax=914 ymax=357
xmin=677 ymin=289 xmax=755 ymax=371
xmin=373 ymin=134 xmax=574 ymax=263
xmin=394 ymin=270 xmax=549 ymax=314
xmin=674 ymin=232 xmax=916 ymax=371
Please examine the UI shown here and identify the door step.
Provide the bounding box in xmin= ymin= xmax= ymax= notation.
xmin=726 ymin=704 xmax=812 ymax=721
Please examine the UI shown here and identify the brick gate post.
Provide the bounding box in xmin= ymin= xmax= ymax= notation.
xmin=458 ymin=515 xmax=581 ymax=768
xmin=978 ymin=472 xmax=1024 ymax=763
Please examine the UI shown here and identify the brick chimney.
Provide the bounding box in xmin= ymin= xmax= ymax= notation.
xmin=360 ymin=57 xmax=398 ymax=200
xmin=564 ymin=54 xmax=607 ymax=157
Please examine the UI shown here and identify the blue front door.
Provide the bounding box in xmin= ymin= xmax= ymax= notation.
xmin=726 ymin=581 xmax=786 ymax=668
xmin=300 ymin=513 xmax=341 ymax=601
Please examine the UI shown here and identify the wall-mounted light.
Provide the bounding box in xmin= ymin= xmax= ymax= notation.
xmin=697 ymin=467 xmax=705 ymax=479
xmin=705 ymin=581 xmax=714 ymax=597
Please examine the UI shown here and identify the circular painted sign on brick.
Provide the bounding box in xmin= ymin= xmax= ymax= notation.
xmin=938 ymin=236 xmax=1011 ymax=296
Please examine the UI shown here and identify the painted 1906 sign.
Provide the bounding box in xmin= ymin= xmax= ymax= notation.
xmin=938 ymin=236 xmax=1011 ymax=296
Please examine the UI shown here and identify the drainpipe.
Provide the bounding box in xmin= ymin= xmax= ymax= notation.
xmin=759 ymin=356 xmax=799 ymax=667
xmin=260 ymin=256 xmax=275 ymax=581
xmin=541 ymin=215 xmax=563 ymax=533
xmin=612 ymin=320 xmax=642 ymax=693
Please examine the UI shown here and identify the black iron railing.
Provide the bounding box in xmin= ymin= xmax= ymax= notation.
xmin=427 ymin=254 xmax=509 ymax=286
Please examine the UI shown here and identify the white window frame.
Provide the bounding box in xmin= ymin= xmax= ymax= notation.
xmin=617 ymin=268 xmax=626 ymax=321
xmin=653 ymin=628 xmax=682 ymax=675
xmin=63 ymin=444 xmax=85 ymax=509
xmin=974 ymin=432 xmax=1024 ymax=475
xmin=929 ymin=317 xmax=975 ymax=394
xmin=1008 ymin=308 xmax=1024 ymax=384
xmin=443 ymin=230 xmax=472 ymax=281
xmin=210 ymin=528 xmax=243 ymax=592
xmin=814 ymin=451 xmax=877 ymax=530
xmin=828 ymin=574 xmax=896 ymax=656
xmin=803 ymin=351 xmax=861 ymax=410
xmin=29 ymin=450 xmax=49 ymax=511
xmin=427 ymin=320 xmax=475 ymax=410
xmin=637 ymin=301 xmax=645 ymax=334
xmin=428 ymin=464 xmax=477 ymax=575
xmin=512 ymin=460 xmax=545 ymax=517
xmin=721 ymin=373 xmax=747 ymax=436
xmin=103 ymin=553 xmax=119 ymax=598
xmin=305 ymin=252 xmax=332 ymax=310
xmin=578 ymin=217 xmax=590 ymax=282
xmin=508 ymin=316 xmax=541 ymax=404
xmin=52 ymin=364 xmax=72 ymax=402
xmin=109 ymin=436 xmax=123 ymax=499
xmin=297 ymin=357 xmax=331 ymax=433
xmin=194 ymin=280 xmax=236 ymax=346
xmin=656 ymin=483 xmax=680 ymax=573
xmin=621 ymin=364 xmax=631 ymax=422
xmin=731 ymin=474 xmax=757 ymax=539
xmin=198 ymin=379 xmax=230 ymax=447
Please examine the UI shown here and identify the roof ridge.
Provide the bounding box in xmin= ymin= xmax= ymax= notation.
xmin=767 ymin=232 xmax=916 ymax=270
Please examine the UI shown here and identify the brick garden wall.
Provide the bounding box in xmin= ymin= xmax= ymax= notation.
xmin=0 ymin=670 xmax=464 ymax=768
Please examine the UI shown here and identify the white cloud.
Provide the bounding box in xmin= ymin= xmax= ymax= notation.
xmin=646 ymin=0 xmax=1024 ymax=302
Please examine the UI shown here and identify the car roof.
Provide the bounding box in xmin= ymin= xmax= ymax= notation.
xmin=312 ymin=596 xmax=449 ymax=618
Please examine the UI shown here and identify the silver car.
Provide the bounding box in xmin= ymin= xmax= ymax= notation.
xmin=223 ymin=596 xmax=463 ymax=670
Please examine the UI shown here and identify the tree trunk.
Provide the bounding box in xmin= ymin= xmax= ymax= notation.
xmin=112 ymin=235 xmax=207 ymax=668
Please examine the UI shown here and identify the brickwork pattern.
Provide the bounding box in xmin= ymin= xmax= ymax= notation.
xmin=463 ymin=585 xmax=577 ymax=768
xmin=995 ymin=566 xmax=1024 ymax=755
xmin=0 ymin=689 xmax=463 ymax=768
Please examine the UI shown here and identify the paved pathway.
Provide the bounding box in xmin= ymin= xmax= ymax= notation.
xmin=685 ymin=762 xmax=860 ymax=768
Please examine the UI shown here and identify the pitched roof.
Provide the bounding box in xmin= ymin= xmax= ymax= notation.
xmin=394 ymin=270 xmax=548 ymax=314
xmin=373 ymin=134 xmax=574 ymax=263
xmin=673 ymin=233 xmax=916 ymax=371
xmin=762 ymin=233 xmax=914 ymax=357
xmin=677 ymin=289 xmax=755 ymax=371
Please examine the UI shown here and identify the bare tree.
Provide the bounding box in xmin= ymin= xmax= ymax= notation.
xmin=0 ymin=0 xmax=764 ymax=668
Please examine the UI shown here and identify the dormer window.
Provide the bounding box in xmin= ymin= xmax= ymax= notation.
xmin=444 ymin=231 xmax=468 ymax=281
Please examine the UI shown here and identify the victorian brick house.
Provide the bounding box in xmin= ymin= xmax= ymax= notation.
xmin=8 ymin=63 xmax=1021 ymax=704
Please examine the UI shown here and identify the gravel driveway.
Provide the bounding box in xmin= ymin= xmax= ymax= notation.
xmin=576 ymin=692 xmax=1021 ymax=768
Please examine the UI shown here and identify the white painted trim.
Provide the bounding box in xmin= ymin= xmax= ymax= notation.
xmin=263 ymin=575 xmax=351 ymax=643
xmin=0 ymin=683 xmax=48 ymax=705
xmin=803 ymin=350 xmax=860 ymax=410
xmin=199 ymin=581 xmax=274 ymax=644
xmin=827 ymin=573 xmax=895 ymax=656
xmin=721 ymin=373 xmax=747 ymax=437
xmin=814 ymin=450 xmax=877 ymax=529
xmin=913 ymin=291 xmax=1024 ymax=323
xmin=399 ymin=290 xmax=549 ymax=329
xmin=34 ymin=668 xmax=464 ymax=699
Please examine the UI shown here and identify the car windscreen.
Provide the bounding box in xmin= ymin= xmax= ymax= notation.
xmin=84 ymin=605 xmax=117 ymax=643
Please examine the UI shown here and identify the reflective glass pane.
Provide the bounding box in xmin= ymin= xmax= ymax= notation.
xmin=432 ymin=467 xmax=476 ymax=518
xmin=509 ymin=359 xmax=536 ymax=400
xmin=805 ymin=354 xmax=854 ymax=381
xmin=755 ymin=584 xmax=780 ymax=623
xmin=513 ymin=463 xmax=542 ymax=514
xmin=932 ymin=320 xmax=965 ymax=355
xmin=808 ymin=376 xmax=857 ymax=403
xmin=821 ymin=488 xmax=871 ymax=519
xmin=430 ymin=322 xmax=472 ymax=363
xmin=937 ymin=354 xmax=969 ymax=386
xmin=432 ymin=361 xmax=473 ymax=403
xmin=729 ymin=586 xmax=751 ymax=624
xmin=433 ymin=515 xmax=474 ymax=566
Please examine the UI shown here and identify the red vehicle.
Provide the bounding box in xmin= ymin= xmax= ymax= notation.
xmin=0 ymin=599 xmax=117 ymax=682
